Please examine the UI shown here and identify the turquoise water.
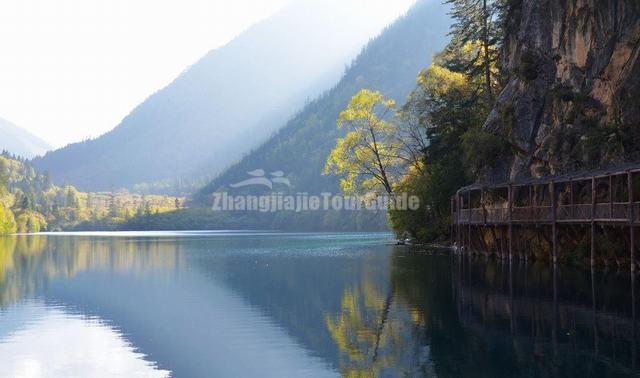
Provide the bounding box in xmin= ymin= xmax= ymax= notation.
xmin=0 ymin=232 xmax=637 ymax=377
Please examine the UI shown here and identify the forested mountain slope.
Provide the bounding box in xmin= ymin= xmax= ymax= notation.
xmin=0 ymin=118 xmax=51 ymax=159
xmin=199 ymin=0 xmax=450 ymax=199
xmin=134 ymin=0 xmax=453 ymax=231
xmin=33 ymin=0 xmax=404 ymax=191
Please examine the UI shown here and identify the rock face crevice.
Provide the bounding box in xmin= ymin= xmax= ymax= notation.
xmin=484 ymin=0 xmax=640 ymax=182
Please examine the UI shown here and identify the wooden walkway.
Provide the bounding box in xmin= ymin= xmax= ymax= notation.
xmin=452 ymin=163 xmax=640 ymax=269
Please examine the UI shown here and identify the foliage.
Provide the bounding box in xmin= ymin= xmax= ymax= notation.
xmin=324 ymin=90 xmax=401 ymax=195
xmin=461 ymin=127 xmax=511 ymax=176
xmin=384 ymin=53 xmax=494 ymax=240
xmin=15 ymin=211 xmax=47 ymax=234
xmin=0 ymin=203 xmax=16 ymax=234
xmin=445 ymin=0 xmax=507 ymax=103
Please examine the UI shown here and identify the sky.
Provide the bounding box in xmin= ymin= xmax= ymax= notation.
xmin=0 ymin=0 xmax=416 ymax=148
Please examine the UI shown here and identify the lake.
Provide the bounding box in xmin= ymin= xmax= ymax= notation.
xmin=0 ymin=232 xmax=638 ymax=377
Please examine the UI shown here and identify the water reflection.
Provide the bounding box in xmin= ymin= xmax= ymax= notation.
xmin=325 ymin=250 xmax=640 ymax=377
xmin=0 ymin=301 xmax=169 ymax=377
xmin=0 ymin=235 xmax=182 ymax=307
xmin=0 ymin=233 xmax=637 ymax=377
xmin=449 ymin=258 xmax=639 ymax=376
xmin=325 ymin=278 xmax=435 ymax=377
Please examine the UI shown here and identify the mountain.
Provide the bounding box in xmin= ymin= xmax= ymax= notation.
xmin=0 ymin=118 xmax=51 ymax=159
xmin=120 ymin=0 xmax=452 ymax=232
xmin=33 ymin=0 xmax=411 ymax=191
xmin=199 ymin=0 xmax=450 ymax=196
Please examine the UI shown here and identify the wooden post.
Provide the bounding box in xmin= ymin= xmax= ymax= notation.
xmin=569 ymin=179 xmax=574 ymax=219
xmin=632 ymin=272 xmax=637 ymax=371
xmin=591 ymin=177 xmax=597 ymax=267
xmin=468 ymin=191 xmax=472 ymax=253
xmin=456 ymin=193 xmax=461 ymax=251
xmin=551 ymin=180 xmax=557 ymax=265
xmin=508 ymin=184 xmax=513 ymax=261
xmin=629 ymin=172 xmax=636 ymax=272
xmin=609 ymin=175 xmax=614 ymax=219
xmin=481 ymin=189 xmax=487 ymax=225
xmin=451 ymin=197 xmax=455 ymax=246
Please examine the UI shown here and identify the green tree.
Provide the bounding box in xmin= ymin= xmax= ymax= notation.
xmin=445 ymin=0 xmax=505 ymax=104
xmin=390 ymin=60 xmax=488 ymax=240
xmin=108 ymin=194 xmax=119 ymax=218
xmin=65 ymin=186 xmax=81 ymax=208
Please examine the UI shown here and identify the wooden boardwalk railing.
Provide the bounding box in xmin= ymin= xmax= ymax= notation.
xmin=452 ymin=164 xmax=640 ymax=269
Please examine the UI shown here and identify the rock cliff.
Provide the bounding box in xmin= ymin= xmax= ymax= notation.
xmin=484 ymin=0 xmax=640 ymax=181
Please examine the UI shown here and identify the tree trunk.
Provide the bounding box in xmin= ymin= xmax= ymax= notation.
xmin=483 ymin=0 xmax=494 ymax=104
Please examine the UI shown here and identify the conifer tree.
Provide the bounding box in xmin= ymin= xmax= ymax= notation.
xmin=445 ymin=0 xmax=505 ymax=104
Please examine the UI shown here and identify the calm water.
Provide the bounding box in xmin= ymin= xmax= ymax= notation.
xmin=0 ymin=232 xmax=638 ymax=377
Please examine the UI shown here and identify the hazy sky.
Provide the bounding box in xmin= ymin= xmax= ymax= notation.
xmin=0 ymin=0 xmax=416 ymax=148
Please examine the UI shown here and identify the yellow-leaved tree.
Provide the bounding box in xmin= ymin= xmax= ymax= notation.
xmin=0 ymin=204 xmax=16 ymax=235
xmin=0 ymin=160 xmax=17 ymax=235
xmin=324 ymin=90 xmax=405 ymax=196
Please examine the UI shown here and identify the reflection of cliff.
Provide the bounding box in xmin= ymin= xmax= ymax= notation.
xmin=0 ymin=235 xmax=182 ymax=307
xmin=453 ymin=259 xmax=639 ymax=376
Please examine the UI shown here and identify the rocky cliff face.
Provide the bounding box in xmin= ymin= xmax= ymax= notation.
xmin=484 ymin=0 xmax=640 ymax=181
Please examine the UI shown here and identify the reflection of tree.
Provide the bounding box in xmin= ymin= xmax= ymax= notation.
xmin=0 ymin=235 xmax=182 ymax=307
xmin=325 ymin=257 xmax=435 ymax=377
xmin=326 ymin=281 xmax=388 ymax=377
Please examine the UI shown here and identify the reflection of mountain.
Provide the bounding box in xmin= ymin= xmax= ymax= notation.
xmin=197 ymin=235 xmax=396 ymax=368
xmin=0 ymin=302 xmax=170 ymax=377
xmin=0 ymin=234 xmax=343 ymax=377
xmin=0 ymin=236 xmax=182 ymax=307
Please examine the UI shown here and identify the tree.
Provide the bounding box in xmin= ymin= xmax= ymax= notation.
xmin=389 ymin=60 xmax=489 ymax=240
xmin=0 ymin=157 xmax=8 ymax=192
xmin=43 ymin=171 xmax=53 ymax=189
xmin=446 ymin=0 xmax=505 ymax=104
xmin=324 ymin=90 xmax=404 ymax=196
xmin=108 ymin=194 xmax=119 ymax=218
xmin=0 ymin=204 xmax=16 ymax=235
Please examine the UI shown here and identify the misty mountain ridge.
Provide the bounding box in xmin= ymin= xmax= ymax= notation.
xmin=34 ymin=0 xmax=411 ymax=191
xmin=0 ymin=117 xmax=51 ymax=159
